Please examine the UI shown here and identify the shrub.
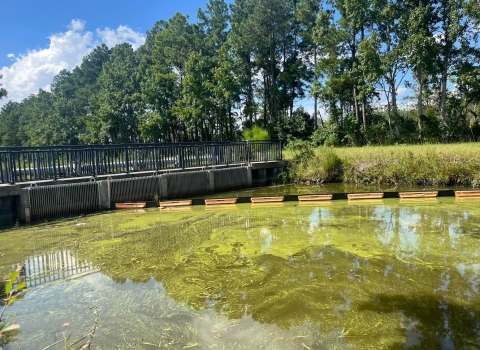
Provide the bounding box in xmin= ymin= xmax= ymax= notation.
xmin=243 ymin=126 xmax=270 ymax=141
xmin=320 ymin=148 xmax=343 ymax=182
xmin=311 ymin=121 xmax=339 ymax=146
xmin=285 ymin=143 xmax=343 ymax=183
xmin=284 ymin=140 xmax=315 ymax=182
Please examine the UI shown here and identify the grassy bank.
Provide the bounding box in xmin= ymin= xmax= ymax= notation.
xmin=283 ymin=142 xmax=480 ymax=187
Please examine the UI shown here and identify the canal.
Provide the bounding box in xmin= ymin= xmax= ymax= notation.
xmin=0 ymin=190 xmax=479 ymax=349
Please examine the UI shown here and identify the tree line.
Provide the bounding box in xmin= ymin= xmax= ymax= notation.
xmin=0 ymin=0 xmax=479 ymax=147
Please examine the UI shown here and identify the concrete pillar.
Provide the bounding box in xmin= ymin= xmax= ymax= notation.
xmin=247 ymin=166 xmax=252 ymax=187
xmin=98 ymin=181 xmax=110 ymax=210
xmin=207 ymin=170 xmax=215 ymax=193
xmin=160 ymin=175 xmax=168 ymax=200
xmin=16 ymin=189 xmax=31 ymax=223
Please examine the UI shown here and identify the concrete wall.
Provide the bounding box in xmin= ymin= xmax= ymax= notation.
xmin=8 ymin=162 xmax=286 ymax=224
xmin=213 ymin=167 xmax=250 ymax=192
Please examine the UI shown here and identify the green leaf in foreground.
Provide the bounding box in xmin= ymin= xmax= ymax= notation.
xmin=0 ymin=322 xmax=20 ymax=333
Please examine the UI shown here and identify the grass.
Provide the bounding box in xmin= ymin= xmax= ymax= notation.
xmin=283 ymin=142 xmax=480 ymax=187
xmin=331 ymin=143 xmax=480 ymax=162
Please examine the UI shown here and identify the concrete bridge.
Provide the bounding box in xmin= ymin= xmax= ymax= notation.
xmin=0 ymin=142 xmax=286 ymax=224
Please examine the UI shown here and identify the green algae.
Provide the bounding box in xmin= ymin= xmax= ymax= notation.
xmin=1 ymin=198 xmax=480 ymax=349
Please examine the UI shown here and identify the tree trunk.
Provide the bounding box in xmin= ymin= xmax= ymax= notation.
xmin=360 ymin=27 xmax=367 ymax=130
xmin=391 ymin=84 xmax=401 ymax=138
xmin=440 ymin=60 xmax=448 ymax=122
xmin=417 ymin=65 xmax=423 ymax=141
xmin=270 ymin=40 xmax=277 ymax=121
xmin=263 ymin=73 xmax=268 ymax=128
xmin=314 ymin=47 xmax=318 ymax=130
xmin=353 ymin=86 xmax=360 ymax=123
xmin=362 ymin=97 xmax=367 ymax=127
xmin=353 ymin=86 xmax=361 ymax=142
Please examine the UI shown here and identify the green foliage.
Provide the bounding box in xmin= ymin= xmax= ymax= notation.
xmin=272 ymin=107 xmax=314 ymax=144
xmin=285 ymin=141 xmax=343 ymax=183
xmin=95 ymin=43 xmax=142 ymax=143
xmin=0 ymin=0 xmax=479 ymax=146
xmin=243 ymin=125 xmax=270 ymax=141
xmin=311 ymin=120 xmax=339 ymax=146
xmin=319 ymin=148 xmax=344 ymax=182
xmin=0 ymin=74 xmax=7 ymax=100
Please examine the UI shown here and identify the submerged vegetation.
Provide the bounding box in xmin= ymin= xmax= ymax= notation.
xmin=0 ymin=269 xmax=99 ymax=349
xmin=0 ymin=201 xmax=480 ymax=348
xmin=284 ymin=142 xmax=480 ymax=187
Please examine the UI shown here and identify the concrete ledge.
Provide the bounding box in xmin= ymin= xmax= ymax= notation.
xmin=0 ymin=184 xmax=21 ymax=197
xmin=251 ymin=161 xmax=288 ymax=170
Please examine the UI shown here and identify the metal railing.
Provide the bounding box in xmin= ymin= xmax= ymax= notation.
xmin=0 ymin=141 xmax=282 ymax=183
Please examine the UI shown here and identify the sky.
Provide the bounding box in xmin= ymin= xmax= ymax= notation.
xmin=0 ymin=0 xmax=411 ymax=115
xmin=0 ymin=0 xmax=213 ymax=107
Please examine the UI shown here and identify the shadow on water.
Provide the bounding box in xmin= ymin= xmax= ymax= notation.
xmin=1 ymin=198 xmax=480 ymax=349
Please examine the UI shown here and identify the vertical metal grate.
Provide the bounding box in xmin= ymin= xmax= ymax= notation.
xmin=110 ymin=176 xmax=160 ymax=203
xmin=28 ymin=182 xmax=100 ymax=221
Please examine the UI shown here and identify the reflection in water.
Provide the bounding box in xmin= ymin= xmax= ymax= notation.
xmin=24 ymin=250 xmax=97 ymax=287
xmin=0 ymin=198 xmax=480 ymax=349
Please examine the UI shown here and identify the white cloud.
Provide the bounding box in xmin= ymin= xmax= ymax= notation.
xmin=96 ymin=25 xmax=145 ymax=50
xmin=0 ymin=19 xmax=145 ymax=107
xmin=68 ymin=19 xmax=86 ymax=32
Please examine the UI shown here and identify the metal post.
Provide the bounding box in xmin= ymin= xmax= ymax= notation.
xmin=52 ymin=150 xmax=57 ymax=180
xmin=0 ymin=153 xmax=4 ymax=183
xmin=227 ymin=144 xmax=231 ymax=165
xmin=154 ymin=145 xmax=158 ymax=171
xmin=7 ymin=149 xmax=14 ymax=184
xmin=177 ymin=146 xmax=184 ymax=168
xmin=125 ymin=145 xmax=130 ymax=174
xmin=76 ymin=151 xmax=82 ymax=176
xmin=92 ymin=148 xmax=96 ymax=176
xmin=212 ymin=145 xmax=217 ymax=165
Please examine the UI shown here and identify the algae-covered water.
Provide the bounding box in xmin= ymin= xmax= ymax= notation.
xmin=1 ymin=198 xmax=480 ymax=349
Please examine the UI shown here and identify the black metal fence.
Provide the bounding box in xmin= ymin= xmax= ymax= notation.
xmin=0 ymin=141 xmax=282 ymax=183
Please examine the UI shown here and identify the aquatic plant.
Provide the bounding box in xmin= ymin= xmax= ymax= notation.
xmin=0 ymin=270 xmax=24 ymax=338
xmin=40 ymin=306 xmax=99 ymax=350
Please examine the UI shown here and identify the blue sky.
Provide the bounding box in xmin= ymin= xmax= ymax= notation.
xmin=0 ymin=0 xmax=416 ymax=114
xmin=0 ymin=0 xmax=215 ymax=106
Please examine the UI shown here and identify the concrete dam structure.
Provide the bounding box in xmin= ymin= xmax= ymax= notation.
xmin=0 ymin=141 xmax=285 ymax=224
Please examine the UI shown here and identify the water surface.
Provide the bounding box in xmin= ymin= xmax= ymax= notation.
xmin=1 ymin=198 xmax=480 ymax=349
